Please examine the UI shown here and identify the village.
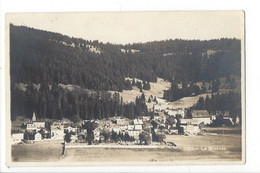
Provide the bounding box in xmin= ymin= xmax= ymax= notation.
xmin=11 ymin=105 xmax=240 ymax=147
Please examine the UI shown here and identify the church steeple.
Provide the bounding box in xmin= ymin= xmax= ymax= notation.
xmin=32 ymin=112 xmax=36 ymax=122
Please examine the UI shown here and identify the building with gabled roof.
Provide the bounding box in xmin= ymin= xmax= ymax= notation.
xmin=191 ymin=110 xmax=211 ymax=125
xmin=191 ymin=110 xmax=210 ymax=118
xmin=34 ymin=132 xmax=42 ymax=141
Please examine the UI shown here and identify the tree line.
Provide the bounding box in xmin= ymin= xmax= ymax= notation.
xmin=193 ymin=92 xmax=241 ymax=119
xmin=11 ymin=80 xmax=149 ymax=121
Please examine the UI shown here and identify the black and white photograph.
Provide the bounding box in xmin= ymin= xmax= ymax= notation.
xmin=5 ymin=11 xmax=245 ymax=166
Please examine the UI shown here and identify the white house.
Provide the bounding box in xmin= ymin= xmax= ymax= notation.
xmin=166 ymin=110 xmax=178 ymax=116
xmin=11 ymin=133 xmax=24 ymax=144
xmin=133 ymin=118 xmax=143 ymax=125
xmin=116 ymin=118 xmax=125 ymax=125
xmin=211 ymin=115 xmax=217 ymax=121
xmin=51 ymin=124 xmax=64 ymax=140
xmin=26 ymin=123 xmax=37 ymax=131
xmin=93 ymin=129 xmax=101 ymax=141
xmin=127 ymin=125 xmax=135 ymax=130
xmin=33 ymin=122 xmax=45 ymax=129
xmin=180 ymin=124 xmax=201 ymax=135
xmin=134 ymin=124 xmax=142 ymax=131
xmin=65 ymin=125 xmax=79 ymax=133
xmin=153 ymin=104 xmax=161 ymax=111
xmin=167 ymin=109 xmax=186 ymax=118
xmin=119 ymin=125 xmax=128 ymax=131
xmin=185 ymin=125 xmax=201 ymax=135
xmin=127 ymin=130 xmax=140 ymax=139
xmin=178 ymin=109 xmax=186 ymax=119
xmin=236 ymin=116 xmax=240 ymax=124
xmin=34 ymin=132 xmax=42 ymax=141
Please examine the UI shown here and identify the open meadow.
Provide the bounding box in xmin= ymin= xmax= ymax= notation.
xmin=11 ymin=140 xmax=64 ymax=162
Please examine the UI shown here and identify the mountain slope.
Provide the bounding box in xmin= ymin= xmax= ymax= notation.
xmin=10 ymin=24 xmax=241 ymax=91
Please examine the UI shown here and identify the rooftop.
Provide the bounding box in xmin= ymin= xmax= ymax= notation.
xmin=191 ymin=110 xmax=210 ymax=118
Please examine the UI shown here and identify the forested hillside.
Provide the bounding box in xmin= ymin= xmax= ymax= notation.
xmin=10 ymin=24 xmax=241 ymax=120
xmin=10 ymin=24 xmax=241 ymax=89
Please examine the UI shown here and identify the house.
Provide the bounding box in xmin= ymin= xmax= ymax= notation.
xmin=33 ymin=122 xmax=45 ymax=129
xmin=223 ymin=111 xmax=234 ymax=125
xmin=133 ymin=118 xmax=143 ymax=125
xmin=116 ymin=118 xmax=125 ymax=125
xmin=61 ymin=119 xmax=71 ymax=125
xmin=98 ymin=134 xmax=105 ymax=142
xmin=211 ymin=115 xmax=217 ymax=121
xmin=93 ymin=129 xmax=101 ymax=141
xmin=154 ymin=104 xmax=161 ymax=111
xmin=155 ymin=116 xmax=166 ymax=123
xmin=134 ymin=124 xmax=142 ymax=131
xmin=168 ymin=127 xmax=178 ymax=135
xmin=39 ymin=129 xmax=51 ymax=139
xmin=11 ymin=133 xmax=24 ymax=144
xmin=119 ymin=125 xmax=128 ymax=131
xmin=26 ymin=121 xmax=45 ymax=132
xmin=134 ymin=139 xmax=140 ymax=144
xmin=166 ymin=109 xmax=186 ymax=118
xmin=65 ymin=125 xmax=79 ymax=133
xmin=159 ymin=123 xmax=166 ymax=128
xmin=81 ymin=129 xmax=88 ymax=133
xmin=191 ymin=110 xmax=212 ymax=125
xmin=235 ymin=116 xmax=240 ymax=124
xmin=143 ymin=121 xmax=153 ymax=129
xmin=51 ymin=124 xmax=64 ymax=140
xmin=26 ymin=123 xmax=37 ymax=131
xmin=185 ymin=125 xmax=200 ymax=135
xmin=178 ymin=109 xmax=187 ymax=119
xmin=127 ymin=130 xmax=140 ymax=139
xmin=127 ymin=125 xmax=135 ymax=130
xmin=70 ymin=135 xmax=78 ymax=143
xmin=179 ymin=124 xmax=201 ymax=135
xmin=34 ymin=132 xmax=42 ymax=141
xmin=180 ymin=119 xmax=200 ymax=125
xmin=166 ymin=110 xmax=178 ymax=117
xmin=142 ymin=116 xmax=150 ymax=121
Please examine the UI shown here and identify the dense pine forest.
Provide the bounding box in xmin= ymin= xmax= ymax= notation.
xmin=10 ymin=24 xmax=241 ymax=121
xmin=192 ymin=92 xmax=241 ymax=122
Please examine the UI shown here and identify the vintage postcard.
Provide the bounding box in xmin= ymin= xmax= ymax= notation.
xmin=5 ymin=11 xmax=245 ymax=166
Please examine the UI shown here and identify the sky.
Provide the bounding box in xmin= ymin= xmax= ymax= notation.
xmin=6 ymin=11 xmax=244 ymax=44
